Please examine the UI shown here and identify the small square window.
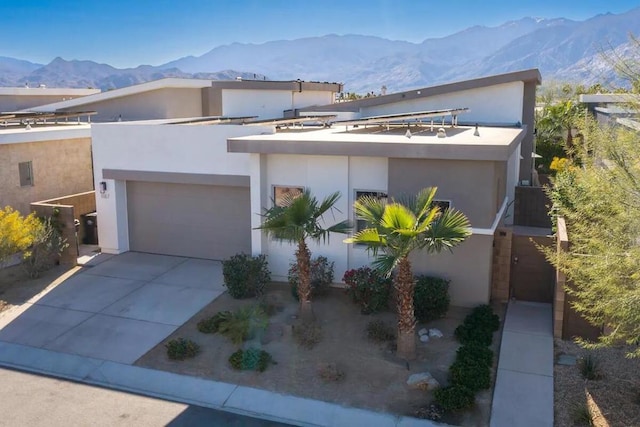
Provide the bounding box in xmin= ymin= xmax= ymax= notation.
xmin=18 ymin=161 xmax=33 ymax=187
xmin=355 ymin=190 xmax=388 ymax=232
xmin=273 ymin=186 xmax=304 ymax=207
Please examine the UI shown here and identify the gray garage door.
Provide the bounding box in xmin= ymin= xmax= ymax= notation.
xmin=127 ymin=181 xmax=251 ymax=260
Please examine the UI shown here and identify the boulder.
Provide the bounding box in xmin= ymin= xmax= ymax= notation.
xmin=418 ymin=328 xmax=429 ymax=336
xmin=428 ymin=328 xmax=443 ymax=338
xmin=407 ymin=372 xmax=441 ymax=390
xmin=420 ymin=334 xmax=430 ymax=343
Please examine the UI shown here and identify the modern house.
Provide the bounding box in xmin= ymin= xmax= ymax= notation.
xmin=30 ymin=78 xmax=343 ymax=122
xmin=0 ymin=121 xmax=93 ymax=215
xmin=579 ymin=93 xmax=640 ymax=130
xmin=91 ymin=69 xmax=541 ymax=308
xmin=0 ymin=86 xmax=100 ymax=112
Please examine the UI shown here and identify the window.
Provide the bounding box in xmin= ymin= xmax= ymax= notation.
xmin=432 ymin=200 xmax=451 ymax=212
xmin=18 ymin=161 xmax=33 ymax=187
xmin=354 ymin=190 xmax=387 ymax=232
xmin=273 ymin=186 xmax=304 ymax=207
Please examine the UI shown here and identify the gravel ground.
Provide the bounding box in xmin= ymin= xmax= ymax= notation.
xmin=554 ymin=339 xmax=640 ymax=427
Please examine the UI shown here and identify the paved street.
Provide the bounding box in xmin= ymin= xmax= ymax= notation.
xmin=0 ymin=368 xmax=292 ymax=427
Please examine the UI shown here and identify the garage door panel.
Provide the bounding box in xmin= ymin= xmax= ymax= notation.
xmin=127 ymin=181 xmax=251 ymax=260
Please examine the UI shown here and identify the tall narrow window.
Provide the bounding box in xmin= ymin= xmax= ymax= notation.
xmin=18 ymin=161 xmax=33 ymax=187
xmin=273 ymin=186 xmax=304 ymax=207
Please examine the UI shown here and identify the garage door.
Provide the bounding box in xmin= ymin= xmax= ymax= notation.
xmin=127 ymin=181 xmax=251 ymax=260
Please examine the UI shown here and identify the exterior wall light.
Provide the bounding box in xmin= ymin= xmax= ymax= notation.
xmin=99 ymin=181 xmax=107 ymax=193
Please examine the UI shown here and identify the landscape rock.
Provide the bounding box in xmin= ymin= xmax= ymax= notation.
xmin=419 ymin=334 xmax=430 ymax=343
xmin=428 ymin=328 xmax=443 ymax=338
xmin=407 ymin=372 xmax=441 ymax=390
xmin=418 ymin=328 xmax=429 ymax=336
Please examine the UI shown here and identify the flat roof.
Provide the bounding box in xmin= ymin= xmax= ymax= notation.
xmin=0 ymin=87 xmax=101 ymax=96
xmin=228 ymin=125 xmax=525 ymax=161
xmin=579 ymin=93 xmax=640 ymax=104
xmin=0 ymin=124 xmax=91 ymax=145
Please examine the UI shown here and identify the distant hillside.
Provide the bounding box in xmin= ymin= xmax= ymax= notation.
xmin=1 ymin=7 xmax=639 ymax=93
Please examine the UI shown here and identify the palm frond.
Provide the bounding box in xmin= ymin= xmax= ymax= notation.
xmin=353 ymin=195 xmax=386 ymax=226
xmin=381 ymin=203 xmax=416 ymax=231
xmin=423 ymin=208 xmax=472 ymax=253
xmin=371 ymin=254 xmax=400 ymax=278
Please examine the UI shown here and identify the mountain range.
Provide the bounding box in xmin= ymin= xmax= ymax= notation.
xmin=2 ymin=7 xmax=639 ymax=93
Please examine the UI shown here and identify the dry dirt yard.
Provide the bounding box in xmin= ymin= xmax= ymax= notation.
xmin=554 ymin=339 xmax=640 ymax=427
xmin=0 ymin=263 xmax=76 ymax=315
xmin=137 ymin=284 xmax=503 ymax=426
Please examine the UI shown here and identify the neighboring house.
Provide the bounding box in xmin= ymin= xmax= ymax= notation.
xmin=91 ymin=69 xmax=540 ymax=308
xmin=0 ymin=122 xmax=93 ymax=215
xmin=0 ymin=86 xmax=100 ymax=112
xmin=579 ymin=93 xmax=640 ymax=130
xmin=30 ymin=78 xmax=343 ymax=122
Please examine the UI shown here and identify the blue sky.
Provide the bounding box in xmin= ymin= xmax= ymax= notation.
xmin=1 ymin=0 xmax=638 ymax=67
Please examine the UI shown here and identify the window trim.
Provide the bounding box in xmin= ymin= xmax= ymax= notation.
xmin=18 ymin=161 xmax=34 ymax=187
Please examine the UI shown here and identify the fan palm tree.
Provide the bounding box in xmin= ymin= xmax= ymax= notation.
xmin=257 ymin=190 xmax=351 ymax=322
xmin=344 ymin=187 xmax=471 ymax=360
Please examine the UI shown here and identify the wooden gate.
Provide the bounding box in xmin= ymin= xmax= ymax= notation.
xmin=509 ymin=233 xmax=555 ymax=302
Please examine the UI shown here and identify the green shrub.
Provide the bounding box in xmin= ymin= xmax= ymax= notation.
xmin=366 ymin=319 xmax=396 ymax=342
xmin=229 ymin=348 xmax=273 ymax=372
xmin=578 ymin=354 xmax=603 ymax=380
xmin=197 ymin=311 xmax=232 ymax=334
xmin=433 ymin=385 xmax=475 ymax=412
xmin=293 ymin=321 xmax=323 ymax=349
xmin=449 ymin=357 xmax=491 ymax=392
xmin=343 ymin=267 xmax=392 ymax=314
xmin=288 ymin=256 xmax=334 ymax=300
xmin=454 ymin=304 xmax=500 ymax=345
xmin=217 ymin=305 xmax=268 ymax=344
xmin=222 ymin=253 xmax=271 ymax=299
xmin=413 ymin=275 xmax=450 ymax=322
xmin=22 ymin=216 xmax=68 ymax=278
xmin=570 ymin=401 xmax=594 ymax=426
xmin=456 ymin=343 xmax=494 ymax=367
xmin=165 ymin=338 xmax=200 ymax=360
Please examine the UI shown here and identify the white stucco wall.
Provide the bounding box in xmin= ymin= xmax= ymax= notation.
xmin=91 ymin=123 xmax=273 ymax=254
xmin=361 ymin=82 xmax=525 ymax=125
xmin=292 ymin=91 xmax=335 ymax=108
xmin=222 ymin=89 xmax=337 ymax=119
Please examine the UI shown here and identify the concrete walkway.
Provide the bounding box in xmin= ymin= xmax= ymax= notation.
xmin=490 ymin=301 xmax=554 ymax=427
xmin=0 ymin=252 xmax=438 ymax=427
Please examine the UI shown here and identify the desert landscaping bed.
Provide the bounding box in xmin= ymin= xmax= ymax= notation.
xmin=136 ymin=283 xmax=503 ymax=426
xmin=554 ymin=339 xmax=640 ymax=427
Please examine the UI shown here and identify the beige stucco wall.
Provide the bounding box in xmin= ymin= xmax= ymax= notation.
xmin=0 ymin=138 xmax=93 ymax=214
xmin=410 ymin=234 xmax=495 ymax=307
xmin=60 ymin=88 xmax=203 ymax=122
xmin=388 ymin=158 xmax=502 ymax=228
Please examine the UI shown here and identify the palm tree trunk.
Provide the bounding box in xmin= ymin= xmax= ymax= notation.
xmin=395 ymin=255 xmax=416 ymax=360
xmin=296 ymin=239 xmax=314 ymax=323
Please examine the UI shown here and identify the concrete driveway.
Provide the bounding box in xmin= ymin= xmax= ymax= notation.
xmin=0 ymin=252 xmax=225 ymax=364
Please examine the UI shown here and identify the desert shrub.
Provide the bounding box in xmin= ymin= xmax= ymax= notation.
xmin=449 ymin=357 xmax=491 ymax=392
xmin=22 ymin=216 xmax=68 ymax=278
xmin=197 ymin=311 xmax=232 ymax=334
xmin=413 ymin=275 xmax=450 ymax=322
xmin=317 ymin=362 xmax=345 ymax=382
xmin=433 ymin=385 xmax=475 ymax=412
xmin=228 ymin=348 xmax=273 ymax=372
xmin=570 ymin=401 xmax=594 ymax=426
xmin=456 ymin=343 xmax=494 ymax=368
xmin=454 ymin=304 xmax=500 ymax=346
xmin=414 ymin=404 xmax=444 ymax=422
xmin=217 ymin=305 xmax=268 ymax=344
xmin=166 ymin=338 xmax=200 ymax=360
xmin=293 ymin=321 xmax=323 ymax=349
xmin=222 ymin=253 xmax=271 ymax=299
xmin=0 ymin=206 xmax=40 ymax=267
xmin=288 ymin=256 xmax=334 ymax=300
xmin=578 ymin=354 xmax=603 ymax=380
xmin=366 ymin=319 xmax=396 ymax=342
xmin=343 ymin=266 xmax=392 ymax=314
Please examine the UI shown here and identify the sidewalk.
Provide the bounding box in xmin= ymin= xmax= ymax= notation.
xmin=0 ymin=341 xmax=438 ymax=427
xmin=490 ymin=301 xmax=554 ymax=427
